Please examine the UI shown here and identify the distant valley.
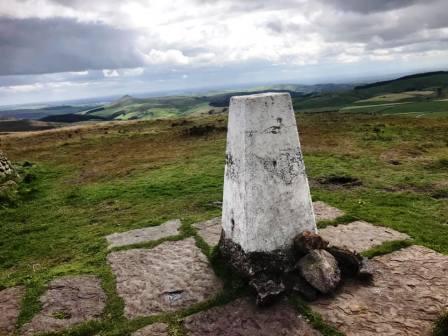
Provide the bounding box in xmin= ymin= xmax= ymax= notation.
xmin=0 ymin=71 xmax=447 ymax=133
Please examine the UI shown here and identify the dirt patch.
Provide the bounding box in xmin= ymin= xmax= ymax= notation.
xmin=316 ymin=174 xmax=362 ymax=188
xmin=21 ymin=276 xmax=106 ymax=336
xmin=106 ymin=219 xmax=181 ymax=249
xmin=319 ymin=221 xmax=409 ymax=253
xmin=183 ymin=125 xmax=227 ymax=137
xmin=107 ymin=238 xmax=222 ymax=318
xmin=313 ymin=201 xmax=345 ymax=222
xmin=311 ymin=245 xmax=448 ymax=336
xmin=0 ymin=286 xmax=25 ymax=335
xmin=132 ymin=323 xmax=170 ymax=336
xmin=183 ymin=298 xmax=321 ymax=336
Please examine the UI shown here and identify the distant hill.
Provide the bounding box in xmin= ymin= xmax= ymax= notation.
xmin=208 ymin=90 xmax=305 ymax=107
xmin=40 ymin=114 xmax=106 ymax=123
xmin=0 ymin=105 xmax=98 ymax=120
xmin=355 ymin=71 xmax=448 ymax=95
xmin=0 ymin=120 xmax=62 ymax=133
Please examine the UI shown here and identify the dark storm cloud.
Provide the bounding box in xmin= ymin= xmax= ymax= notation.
xmin=0 ymin=17 xmax=143 ymax=76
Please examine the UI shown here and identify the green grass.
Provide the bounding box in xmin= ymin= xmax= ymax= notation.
xmin=1 ymin=112 xmax=447 ymax=335
xmin=433 ymin=312 xmax=448 ymax=336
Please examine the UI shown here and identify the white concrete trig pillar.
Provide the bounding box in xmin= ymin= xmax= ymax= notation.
xmin=222 ymin=92 xmax=316 ymax=253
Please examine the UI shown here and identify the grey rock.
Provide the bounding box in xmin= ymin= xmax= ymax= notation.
xmin=0 ymin=286 xmax=25 ymax=335
xmin=21 ymin=276 xmax=106 ymax=336
xmin=108 ymin=238 xmax=223 ymax=318
xmin=294 ymin=230 xmax=329 ymax=256
xmin=106 ymin=219 xmax=181 ymax=249
xmin=249 ymin=275 xmax=286 ymax=306
xmin=132 ymin=323 xmax=170 ymax=336
xmin=319 ymin=221 xmax=410 ymax=253
xmin=298 ymin=250 xmax=341 ymax=294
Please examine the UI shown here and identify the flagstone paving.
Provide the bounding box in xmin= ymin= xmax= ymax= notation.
xmin=106 ymin=219 xmax=181 ymax=249
xmin=193 ymin=217 xmax=221 ymax=247
xmin=132 ymin=323 xmax=170 ymax=336
xmin=319 ymin=221 xmax=410 ymax=252
xmin=107 ymin=238 xmax=223 ymax=318
xmin=313 ymin=201 xmax=345 ymax=222
xmin=0 ymin=286 xmax=25 ymax=335
xmin=183 ymin=297 xmax=321 ymax=336
xmin=311 ymin=245 xmax=448 ymax=336
xmin=21 ymin=276 xmax=106 ymax=336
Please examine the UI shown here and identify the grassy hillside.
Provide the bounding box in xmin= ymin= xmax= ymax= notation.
xmin=0 ymin=111 xmax=447 ymax=334
xmin=85 ymin=96 xmax=211 ymax=120
xmin=292 ymin=71 xmax=448 ymax=114
xmin=355 ymin=71 xmax=448 ymax=95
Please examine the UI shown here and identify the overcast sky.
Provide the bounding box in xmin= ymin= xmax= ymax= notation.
xmin=1 ymin=0 xmax=448 ymax=105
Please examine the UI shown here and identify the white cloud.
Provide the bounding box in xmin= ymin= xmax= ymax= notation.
xmin=121 ymin=67 xmax=144 ymax=76
xmin=142 ymin=49 xmax=190 ymax=65
xmin=69 ymin=70 xmax=89 ymax=75
xmin=0 ymin=83 xmax=44 ymax=93
xmin=102 ymin=69 xmax=120 ymax=77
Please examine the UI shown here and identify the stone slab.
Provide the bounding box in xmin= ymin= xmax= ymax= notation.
xmin=311 ymin=245 xmax=448 ymax=336
xmin=193 ymin=217 xmax=221 ymax=247
xmin=108 ymin=238 xmax=223 ymax=318
xmin=313 ymin=201 xmax=345 ymax=222
xmin=132 ymin=323 xmax=170 ymax=336
xmin=183 ymin=297 xmax=321 ymax=336
xmin=21 ymin=276 xmax=106 ymax=336
xmin=106 ymin=219 xmax=181 ymax=249
xmin=0 ymin=286 xmax=25 ymax=335
xmin=192 ymin=202 xmax=346 ymax=247
xmin=319 ymin=221 xmax=410 ymax=252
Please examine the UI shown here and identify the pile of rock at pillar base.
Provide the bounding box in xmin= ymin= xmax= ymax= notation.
xmin=218 ymin=230 xmax=373 ymax=306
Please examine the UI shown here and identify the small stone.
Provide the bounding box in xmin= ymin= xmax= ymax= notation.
xmin=249 ymin=275 xmax=286 ymax=306
xmin=298 ymin=250 xmax=341 ymax=294
xmin=294 ymin=231 xmax=329 ymax=256
xmin=359 ymin=257 xmax=374 ymax=282
xmin=325 ymin=246 xmax=363 ymax=277
xmin=286 ymin=274 xmax=319 ymax=301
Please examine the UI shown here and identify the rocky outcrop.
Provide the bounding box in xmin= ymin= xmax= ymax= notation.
xmin=0 ymin=151 xmax=17 ymax=183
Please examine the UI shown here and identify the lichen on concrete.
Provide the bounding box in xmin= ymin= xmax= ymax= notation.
xmin=222 ymin=93 xmax=316 ymax=253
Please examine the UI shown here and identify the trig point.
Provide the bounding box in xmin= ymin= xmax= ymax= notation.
xmin=222 ymin=92 xmax=316 ymax=253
